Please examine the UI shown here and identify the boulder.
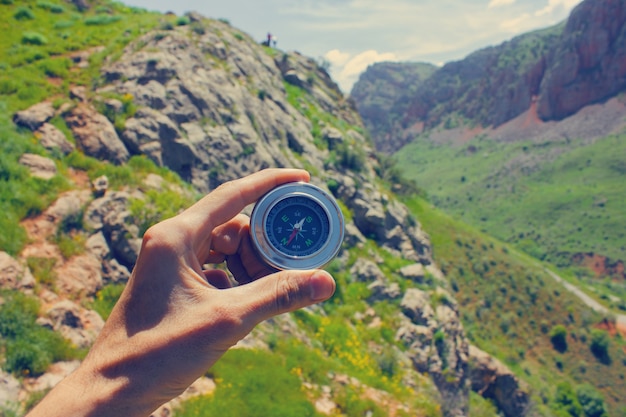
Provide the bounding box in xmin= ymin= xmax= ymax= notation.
xmin=400 ymin=288 xmax=435 ymax=327
xmin=18 ymin=153 xmax=57 ymax=180
xmin=0 ymin=369 xmax=20 ymax=412
xmin=92 ymin=175 xmax=109 ymax=197
xmin=55 ymin=254 xmax=104 ymax=297
xmin=469 ymin=345 xmax=531 ymax=417
xmin=36 ymin=123 xmax=75 ymax=155
xmin=64 ymin=104 xmax=129 ymax=164
xmin=399 ymin=263 xmax=426 ymax=282
xmin=349 ymin=259 xmax=386 ymax=282
xmin=368 ymin=280 xmax=401 ymax=302
xmin=46 ymin=300 xmax=104 ymax=348
xmin=13 ymin=101 xmax=55 ymax=130
xmin=0 ymin=252 xmax=35 ymax=290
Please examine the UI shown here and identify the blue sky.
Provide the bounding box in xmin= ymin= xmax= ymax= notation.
xmin=121 ymin=0 xmax=583 ymax=92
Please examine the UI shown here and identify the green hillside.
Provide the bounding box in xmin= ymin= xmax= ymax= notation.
xmin=395 ymin=132 xmax=626 ymax=309
xmin=404 ymin=196 xmax=626 ymax=416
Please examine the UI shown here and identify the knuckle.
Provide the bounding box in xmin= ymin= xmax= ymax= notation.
xmin=274 ymin=275 xmax=302 ymax=313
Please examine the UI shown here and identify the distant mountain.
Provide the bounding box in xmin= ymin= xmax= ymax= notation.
xmin=352 ymin=0 xmax=626 ymax=153
xmin=350 ymin=62 xmax=437 ymax=153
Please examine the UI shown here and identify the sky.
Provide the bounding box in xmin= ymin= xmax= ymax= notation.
xmin=121 ymin=0 xmax=583 ymax=93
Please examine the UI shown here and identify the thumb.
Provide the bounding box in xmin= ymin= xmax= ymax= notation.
xmin=240 ymin=270 xmax=336 ymax=324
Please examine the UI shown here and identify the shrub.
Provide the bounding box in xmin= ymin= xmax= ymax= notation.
xmin=22 ymin=32 xmax=48 ymax=45
xmin=550 ymin=325 xmax=568 ymax=352
xmin=84 ymin=14 xmax=121 ymax=25
xmin=554 ymin=382 xmax=583 ymax=417
xmin=176 ymin=16 xmax=190 ymax=26
xmin=14 ymin=6 xmax=35 ymax=20
xmin=26 ymin=257 xmax=57 ymax=287
xmin=576 ymin=384 xmax=608 ymax=417
xmin=590 ymin=329 xmax=610 ymax=361
xmin=36 ymin=1 xmax=64 ymax=13
xmin=91 ymin=284 xmax=125 ymax=320
xmin=0 ymin=291 xmax=78 ymax=376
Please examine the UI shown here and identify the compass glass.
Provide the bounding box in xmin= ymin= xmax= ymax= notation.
xmin=250 ymin=182 xmax=344 ymax=270
xmin=265 ymin=195 xmax=330 ymax=257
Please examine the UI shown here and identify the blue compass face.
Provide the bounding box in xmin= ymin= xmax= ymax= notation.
xmin=265 ymin=195 xmax=330 ymax=257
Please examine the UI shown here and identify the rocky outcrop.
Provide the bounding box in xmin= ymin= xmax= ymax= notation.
xmin=13 ymin=101 xmax=55 ymax=131
xmin=18 ymin=153 xmax=57 ymax=180
xmin=64 ymin=103 xmax=130 ymax=164
xmin=353 ymin=0 xmax=626 ymax=153
xmin=36 ymin=123 xmax=75 ymax=155
xmin=468 ymin=345 xmax=531 ymax=417
xmin=397 ymin=288 xmax=469 ymax=417
xmin=0 ymin=252 xmax=35 ymax=291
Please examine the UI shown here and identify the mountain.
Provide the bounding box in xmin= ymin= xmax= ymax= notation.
xmin=0 ymin=1 xmax=624 ymax=417
xmin=349 ymin=62 xmax=437 ymax=154
xmin=352 ymin=0 xmax=626 ymax=153
xmin=351 ymin=0 xmax=626 ymax=304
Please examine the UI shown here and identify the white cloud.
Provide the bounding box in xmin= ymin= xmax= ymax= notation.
xmin=488 ymin=0 xmax=516 ymax=9
xmin=324 ymin=49 xmax=398 ymax=92
xmin=535 ymin=0 xmax=581 ymax=17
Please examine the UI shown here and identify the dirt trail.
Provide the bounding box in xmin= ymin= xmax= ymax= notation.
xmin=545 ymin=269 xmax=626 ymax=333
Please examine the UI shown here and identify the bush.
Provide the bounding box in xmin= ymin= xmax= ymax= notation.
xmin=0 ymin=291 xmax=78 ymax=376
xmin=550 ymin=325 xmax=568 ymax=352
xmin=576 ymin=384 xmax=608 ymax=417
xmin=84 ymin=15 xmax=121 ymax=25
xmin=36 ymin=1 xmax=64 ymax=13
xmin=22 ymin=32 xmax=48 ymax=45
xmin=91 ymin=284 xmax=125 ymax=320
xmin=14 ymin=6 xmax=35 ymax=20
xmin=590 ymin=329 xmax=610 ymax=361
xmin=554 ymin=382 xmax=583 ymax=417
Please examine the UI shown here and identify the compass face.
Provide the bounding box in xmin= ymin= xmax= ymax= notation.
xmin=265 ymin=195 xmax=330 ymax=257
xmin=250 ymin=182 xmax=344 ymax=270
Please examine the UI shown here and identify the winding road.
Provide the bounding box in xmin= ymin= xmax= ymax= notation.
xmin=545 ymin=269 xmax=626 ymax=329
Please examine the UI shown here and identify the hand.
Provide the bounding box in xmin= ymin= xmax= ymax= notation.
xmin=26 ymin=169 xmax=336 ymax=417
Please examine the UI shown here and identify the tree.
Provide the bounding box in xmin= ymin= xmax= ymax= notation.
xmin=550 ymin=325 xmax=568 ymax=352
xmin=576 ymin=384 xmax=608 ymax=417
xmin=589 ymin=329 xmax=610 ymax=362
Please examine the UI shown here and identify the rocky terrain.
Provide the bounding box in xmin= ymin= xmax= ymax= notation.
xmin=0 ymin=7 xmax=531 ymax=417
xmin=352 ymin=0 xmax=626 ymax=153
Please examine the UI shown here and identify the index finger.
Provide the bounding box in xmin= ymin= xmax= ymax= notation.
xmin=183 ymin=168 xmax=310 ymax=246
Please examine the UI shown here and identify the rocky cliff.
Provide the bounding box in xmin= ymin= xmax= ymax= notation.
xmin=1 ymin=7 xmax=530 ymax=417
xmin=352 ymin=0 xmax=626 ymax=153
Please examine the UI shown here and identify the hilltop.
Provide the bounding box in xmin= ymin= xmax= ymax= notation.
xmin=0 ymin=1 xmax=624 ymax=417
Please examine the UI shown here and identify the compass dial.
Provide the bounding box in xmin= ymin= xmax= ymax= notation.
xmin=250 ymin=182 xmax=344 ymax=270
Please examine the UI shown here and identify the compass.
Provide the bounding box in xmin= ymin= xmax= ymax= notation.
xmin=250 ymin=182 xmax=344 ymax=270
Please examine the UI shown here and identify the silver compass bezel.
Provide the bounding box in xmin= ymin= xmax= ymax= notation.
xmin=250 ymin=182 xmax=344 ymax=270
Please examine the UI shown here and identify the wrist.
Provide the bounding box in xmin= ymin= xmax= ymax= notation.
xmin=26 ymin=363 xmax=156 ymax=417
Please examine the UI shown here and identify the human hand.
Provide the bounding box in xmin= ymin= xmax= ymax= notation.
xmin=27 ymin=169 xmax=336 ymax=417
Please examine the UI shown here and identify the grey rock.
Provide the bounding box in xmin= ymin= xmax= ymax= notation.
xmin=92 ymin=175 xmax=109 ymax=197
xmin=36 ymin=123 xmax=75 ymax=155
xmin=19 ymin=153 xmax=57 ymax=180
xmin=399 ymin=263 xmax=426 ymax=282
xmin=64 ymin=104 xmax=129 ymax=164
xmin=0 ymin=252 xmax=35 ymax=290
xmin=368 ymin=280 xmax=401 ymax=301
xmin=400 ymin=288 xmax=435 ymax=327
xmin=349 ymin=259 xmax=386 ymax=283
xmin=13 ymin=101 xmax=55 ymax=130
xmin=0 ymin=369 xmax=20 ymax=411
xmin=469 ymin=345 xmax=531 ymax=417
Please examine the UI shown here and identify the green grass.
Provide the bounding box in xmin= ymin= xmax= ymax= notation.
xmin=395 ymin=133 xmax=626 ymax=304
xmin=403 ymin=196 xmax=626 ymax=415
xmin=0 ymin=291 xmax=82 ymax=376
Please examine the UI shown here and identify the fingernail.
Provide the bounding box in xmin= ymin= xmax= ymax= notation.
xmin=310 ymin=271 xmax=335 ymax=301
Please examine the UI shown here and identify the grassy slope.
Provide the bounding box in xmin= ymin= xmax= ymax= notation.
xmin=395 ymin=132 xmax=626 ymax=309
xmin=403 ymin=196 xmax=626 ymax=415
